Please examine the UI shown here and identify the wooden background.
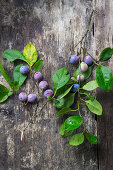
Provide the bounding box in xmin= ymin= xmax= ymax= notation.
xmin=0 ymin=0 xmax=113 ymax=169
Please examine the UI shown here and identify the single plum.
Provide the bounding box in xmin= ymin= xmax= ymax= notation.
xmin=69 ymin=55 xmax=79 ymax=64
xmin=44 ymin=89 xmax=53 ymax=98
xmin=39 ymin=81 xmax=48 ymax=89
xmin=34 ymin=72 xmax=42 ymax=81
xmin=77 ymin=75 xmax=85 ymax=82
xmin=19 ymin=92 xmax=27 ymax=102
xmin=27 ymin=94 xmax=37 ymax=103
xmin=20 ymin=66 xmax=29 ymax=75
xmin=80 ymin=62 xmax=88 ymax=72
xmin=72 ymin=84 xmax=79 ymax=92
xmin=84 ymin=56 xmax=93 ymax=65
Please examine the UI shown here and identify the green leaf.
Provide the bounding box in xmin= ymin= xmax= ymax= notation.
xmin=0 ymin=95 xmax=8 ymax=103
xmin=95 ymin=65 xmax=113 ymax=91
xmin=73 ymin=68 xmax=79 ymax=78
xmin=58 ymin=85 xmax=73 ymax=99
xmin=13 ymin=64 xmax=27 ymax=86
xmin=81 ymin=67 xmax=93 ymax=79
xmin=0 ymin=61 xmax=19 ymax=91
xmin=59 ymin=123 xmax=65 ymax=136
xmin=0 ymin=61 xmax=11 ymax=84
xmin=82 ymin=80 xmax=99 ymax=91
xmin=23 ymin=43 xmax=38 ymax=66
xmin=53 ymin=98 xmax=65 ymax=109
xmin=79 ymin=90 xmax=87 ymax=98
xmin=85 ymin=99 xmax=102 ymax=115
xmin=59 ymin=123 xmax=74 ymax=137
xmin=59 ymin=123 xmax=65 ymax=135
xmin=99 ymin=48 xmax=113 ymax=61
xmin=53 ymin=93 xmax=75 ymax=109
xmin=53 ymin=68 xmax=70 ymax=90
xmin=56 ymin=82 xmax=73 ymax=95
xmin=69 ymin=133 xmax=84 ymax=146
xmin=0 ymin=84 xmax=9 ymax=100
xmin=64 ymin=130 xmax=74 ymax=137
xmin=80 ymin=92 xmax=94 ymax=101
xmin=32 ymin=60 xmax=43 ymax=71
xmin=62 ymin=93 xmax=75 ymax=107
xmin=0 ymin=91 xmax=13 ymax=103
xmin=2 ymin=49 xmax=27 ymax=62
xmin=85 ymin=133 xmax=98 ymax=144
xmin=71 ymin=77 xmax=76 ymax=81
xmin=65 ymin=116 xmax=83 ymax=130
xmin=80 ymin=81 xmax=86 ymax=88
xmin=74 ymin=66 xmax=92 ymax=80
xmin=10 ymin=81 xmax=19 ymax=91
xmin=56 ymin=107 xmax=72 ymax=117
xmin=8 ymin=91 xmax=13 ymax=96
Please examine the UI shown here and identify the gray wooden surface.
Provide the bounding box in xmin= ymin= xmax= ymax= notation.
xmin=94 ymin=0 xmax=113 ymax=170
xmin=0 ymin=0 xmax=113 ymax=170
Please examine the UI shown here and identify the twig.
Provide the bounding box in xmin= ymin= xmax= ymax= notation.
xmin=71 ymin=109 xmax=79 ymax=112
xmin=77 ymin=44 xmax=82 ymax=117
xmin=80 ymin=98 xmax=86 ymax=102
xmin=22 ymin=101 xmax=47 ymax=134
xmin=71 ymin=10 xmax=94 ymax=54
xmin=77 ymin=101 xmax=82 ymax=117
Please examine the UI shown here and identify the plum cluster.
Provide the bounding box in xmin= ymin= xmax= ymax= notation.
xmin=70 ymin=55 xmax=93 ymax=92
xmin=34 ymin=72 xmax=53 ymax=98
xmin=19 ymin=92 xmax=37 ymax=103
xmin=19 ymin=66 xmax=53 ymax=103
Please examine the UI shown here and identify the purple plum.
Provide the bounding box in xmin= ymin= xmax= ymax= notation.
xmin=27 ymin=94 xmax=37 ymax=103
xmin=44 ymin=89 xmax=53 ymax=98
xmin=34 ymin=72 xmax=42 ymax=81
xmin=69 ymin=55 xmax=79 ymax=64
xmin=19 ymin=92 xmax=27 ymax=102
xmin=84 ymin=56 xmax=93 ymax=65
xmin=20 ymin=66 xmax=29 ymax=75
xmin=39 ymin=81 xmax=48 ymax=89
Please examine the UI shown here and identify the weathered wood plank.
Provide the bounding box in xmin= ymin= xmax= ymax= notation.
xmin=0 ymin=0 xmax=98 ymax=170
xmin=94 ymin=0 xmax=113 ymax=169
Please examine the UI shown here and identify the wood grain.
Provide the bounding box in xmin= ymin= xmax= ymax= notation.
xmin=2 ymin=0 xmax=112 ymax=169
xmin=94 ymin=0 xmax=113 ymax=170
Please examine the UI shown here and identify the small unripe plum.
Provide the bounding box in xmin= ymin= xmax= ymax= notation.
xmin=69 ymin=55 xmax=79 ymax=64
xmin=44 ymin=89 xmax=53 ymax=98
xmin=80 ymin=62 xmax=88 ymax=72
xmin=39 ymin=81 xmax=48 ymax=89
xmin=20 ymin=66 xmax=29 ymax=75
xmin=77 ymin=75 xmax=84 ymax=82
xmin=72 ymin=83 xmax=79 ymax=92
xmin=34 ymin=72 xmax=42 ymax=81
xmin=19 ymin=92 xmax=27 ymax=102
xmin=27 ymin=94 xmax=37 ymax=103
xmin=84 ymin=56 xmax=93 ymax=65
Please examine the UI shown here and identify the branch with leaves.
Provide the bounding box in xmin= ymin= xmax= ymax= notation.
xmin=0 ymin=43 xmax=43 ymax=103
xmin=49 ymin=46 xmax=113 ymax=146
xmin=0 ymin=10 xmax=113 ymax=147
xmin=0 ymin=43 xmax=113 ymax=146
